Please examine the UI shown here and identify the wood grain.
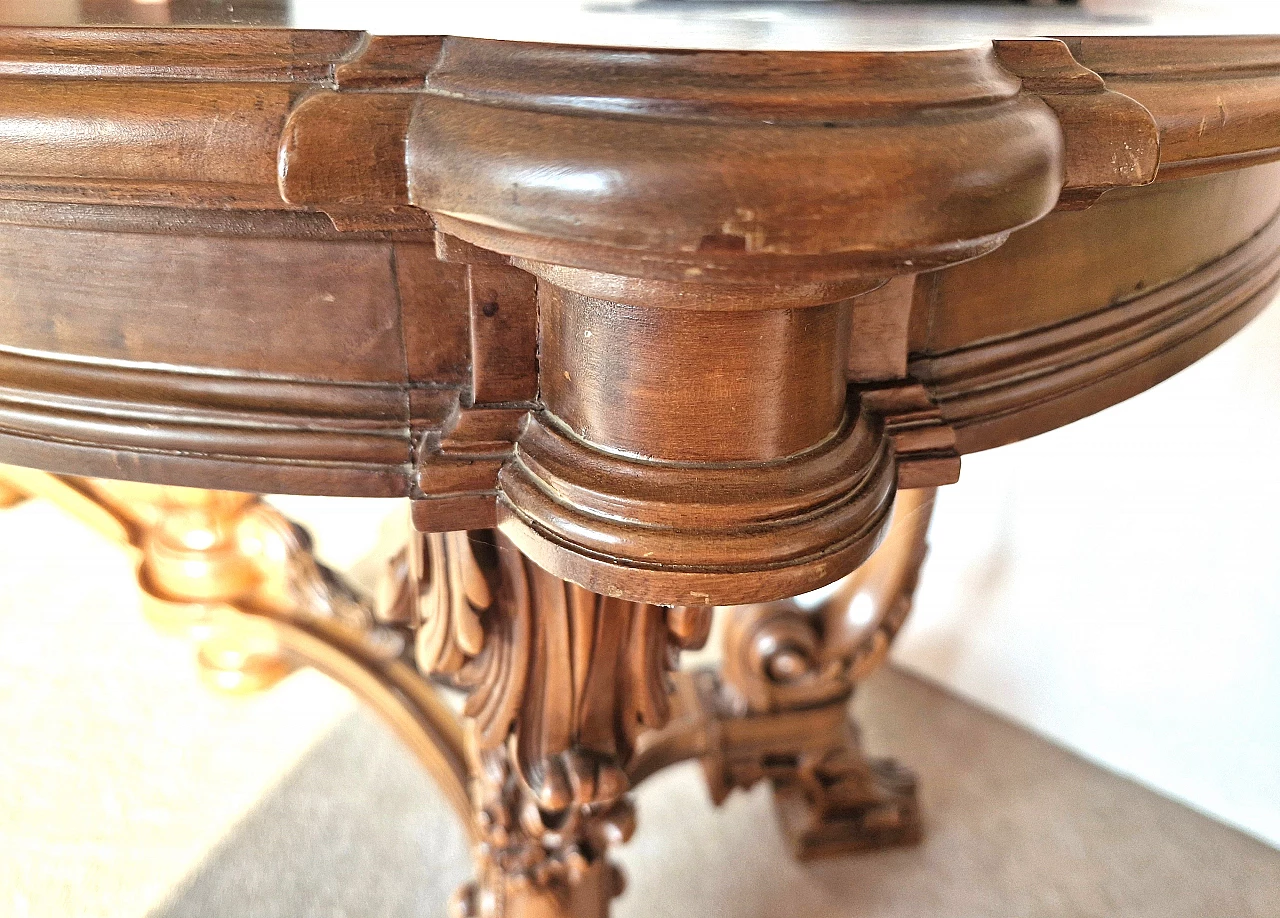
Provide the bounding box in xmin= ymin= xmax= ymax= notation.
xmin=918 ymin=198 xmax=1280 ymax=453
xmin=0 ymin=25 xmax=1274 ymax=598
xmin=1 ymin=20 xmax=1279 ymax=918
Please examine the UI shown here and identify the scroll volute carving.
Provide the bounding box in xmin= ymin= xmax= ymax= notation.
xmin=721 ymin=488 xmax=936 ymax=715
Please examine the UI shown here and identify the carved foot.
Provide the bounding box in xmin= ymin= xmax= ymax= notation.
xmin=451 ymin=744 xmax=632 ymax=918
xmin=695 ymin=673 xmax=921 ymax=861
xmin=709 ymin=488 xmax=936 ymax=861
xmin=772 ymin=725 xmax=921 ymax=860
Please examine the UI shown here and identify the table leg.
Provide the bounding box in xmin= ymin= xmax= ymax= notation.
xmin=0 ymin=468 xmax=716 ymax=918
xmin=382 ymin=528 xmax=713 ymax=918
xmin=706 ymin=488 xmax=936 ymax=858
xmin=0 ymin=469 xmax=935 ymax=915
xmin=0 ymin=469 xmax=473 ymax=829
xmin=628 ymin=489 xmax=937 ymax=861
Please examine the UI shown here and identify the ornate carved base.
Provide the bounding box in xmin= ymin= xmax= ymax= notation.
xmin=452 ymin=743 xmax=631 ymax=918
xmin=0 ymin=468 xmax=936 ymax=918
xmin=772 ymin=725 xmax=922 ymax=860
xmin=456 ymin=857 xmax=621 ymax=918
xmin=699 ymin=487 xmax=936 ymax=862
xmin=379 ymin=526 xmax=712 ymax=917
xmin=660 ymin=670 xmax=922 ymax=865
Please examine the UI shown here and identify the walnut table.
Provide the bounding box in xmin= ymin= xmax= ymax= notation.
xmin=1 ymin=2 xmax=1278 ymax=916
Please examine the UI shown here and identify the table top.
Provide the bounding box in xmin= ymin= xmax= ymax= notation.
xmin=1 ymin=1 xmax=1278 ymax=603
xmin=5 ymin=1 xmax=1280 ymax=50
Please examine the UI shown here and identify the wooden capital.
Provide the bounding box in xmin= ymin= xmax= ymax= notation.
xmin=491 ymin=273 xmax=890 ymax=604
xmin=379 ymin=39 xmax=1062 ymax=603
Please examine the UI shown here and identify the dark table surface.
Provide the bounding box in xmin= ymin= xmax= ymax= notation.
xmin=2 ymin=1 xmax=1275 ymax=51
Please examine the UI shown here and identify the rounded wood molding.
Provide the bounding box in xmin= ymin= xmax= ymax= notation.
xmin=1063 ymin=36 xmax=1280 ymax=181
xmin=2 ymin=27 xmax=1280 ymax=603
xmin=497 ymin=406 xmax=897 ymax=605
xmin=391 ymin=39 xmax=1064 ymax=602
xmin=918 ymin=192 xmax=1280 ymax=453
xmin=406 ymin=39 xmax=1065 ymax=285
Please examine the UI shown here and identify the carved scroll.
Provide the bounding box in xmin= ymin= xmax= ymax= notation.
xmin=706 ymin=488 xmax=936 ymax=858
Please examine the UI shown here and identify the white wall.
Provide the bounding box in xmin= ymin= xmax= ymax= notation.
xmin=895 ymin=299 xmax=1280 ymax=848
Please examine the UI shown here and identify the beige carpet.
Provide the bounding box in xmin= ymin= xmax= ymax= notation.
xmin=1 ymin=498 xmax=1277 ymax=918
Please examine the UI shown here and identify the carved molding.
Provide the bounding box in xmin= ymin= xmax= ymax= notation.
xmin=0 ymin=29 xmax=1276 ymax=606
xmin=1062 ymin=36 xmax=1280 ymax=181
xmin=994 ymin=38 xmax=1159 ymax=209
xmin=0 ymin=30 xmax=1267 ymax=213
xmin=915 ymin=205 xmax=1280 ymax=453
xmin=413 ymin=236 xmax=540 ymax=532
xmin=860 ymin=382 xmax=961 ymax=490
xmin=406 ymin=42 xmax=1061 ymax=284
xmin=498 ymin=401 xmax=899 ymax=606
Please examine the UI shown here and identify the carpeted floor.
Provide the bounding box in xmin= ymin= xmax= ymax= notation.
xmin=145 ymin=670 xmax=1280 ymax=918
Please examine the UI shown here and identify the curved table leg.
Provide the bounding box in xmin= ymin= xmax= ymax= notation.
xmin=709 ymin=487 xmax=936 ymax=858
xmin=0 ymin=469 xmax=473 ymax=833
xmin=629 ymin=488 xmax=937 ymax=861
xmin=0 ymin=467 xmax=935 ymax=915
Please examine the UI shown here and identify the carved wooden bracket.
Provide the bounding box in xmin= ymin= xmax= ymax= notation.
xmin=379 ymin=526 xmax=713 ymax=914
xmin=269 ymin=33 xmax=1176 ymax=605
xmin=0 ymin=29 xmax=1251 ymax=606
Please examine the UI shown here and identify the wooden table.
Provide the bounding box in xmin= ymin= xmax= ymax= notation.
xmin=2 ymin=3 xmax=1277 ymax=915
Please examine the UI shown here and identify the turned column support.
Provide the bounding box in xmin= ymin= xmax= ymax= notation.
xmin=496 ymin=269 xmax=899 ymax=606
xmin=400 ymin=37 xmax=1061 ymax=606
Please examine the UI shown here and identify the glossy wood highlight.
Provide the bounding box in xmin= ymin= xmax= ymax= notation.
xmin=1 ymin=16 xmax=1279 ymax=915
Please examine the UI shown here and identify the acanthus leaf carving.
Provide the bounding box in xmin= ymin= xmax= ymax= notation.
xmin=379 ymin=523 xmax=713 ymax=909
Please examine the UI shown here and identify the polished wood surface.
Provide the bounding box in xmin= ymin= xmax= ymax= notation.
xmin=1 ymin=8 xmax=1278 ymax=917
xmin=1 ymin=25 xmax=1278 ymax=602
xmin=3 ymin=1 xmax=1279 ymax=48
